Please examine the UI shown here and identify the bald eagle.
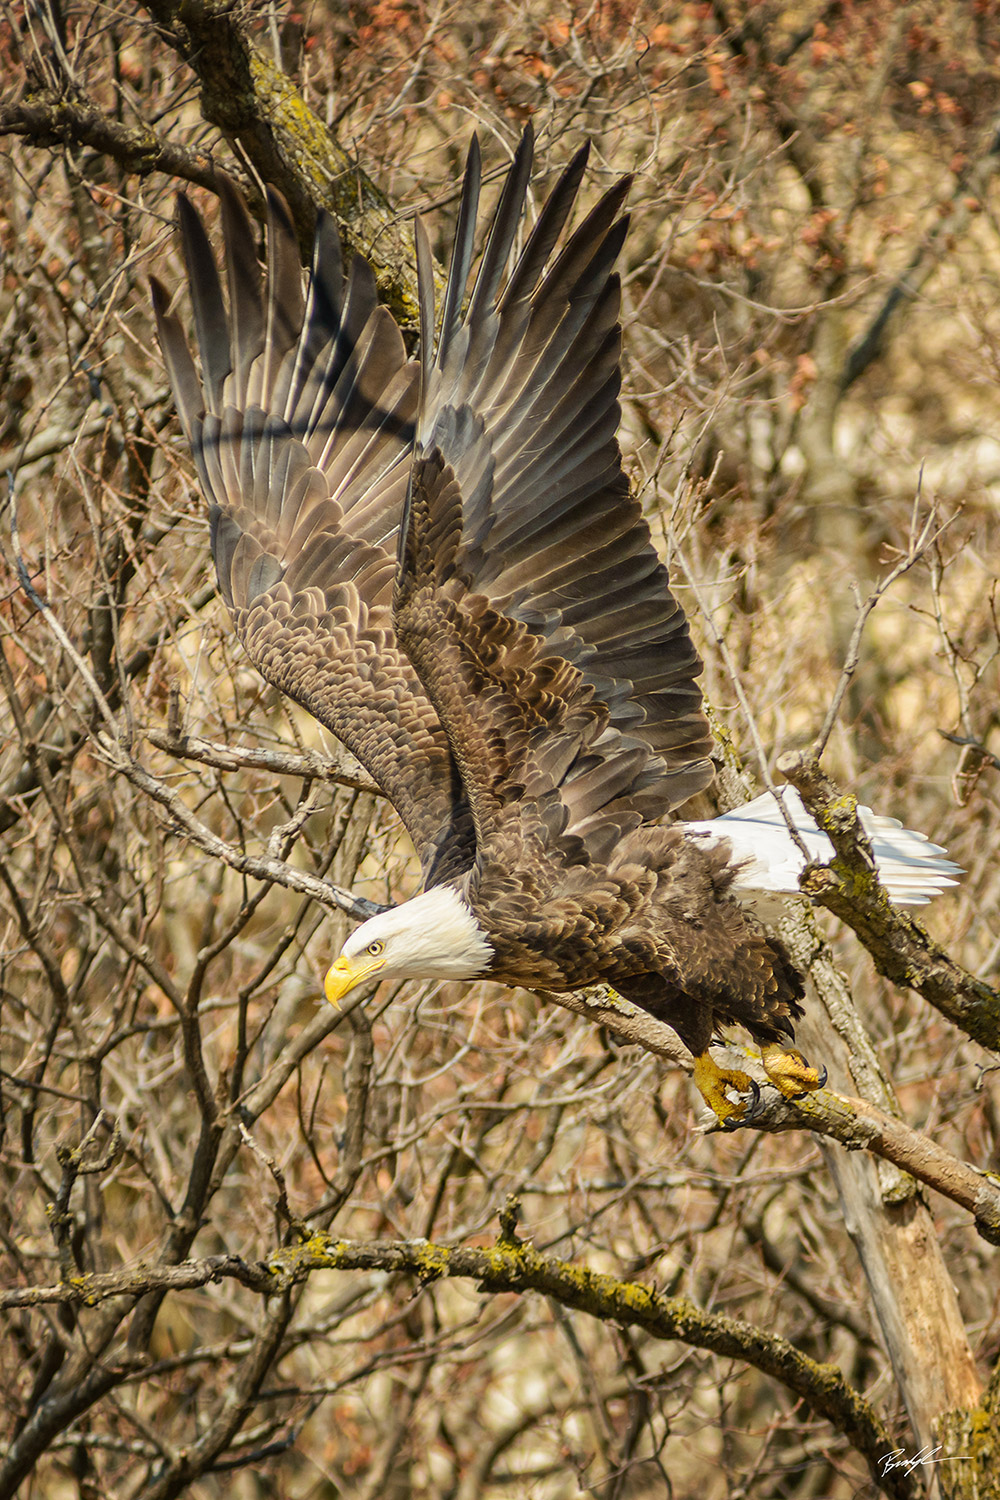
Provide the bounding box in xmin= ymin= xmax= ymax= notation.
xmin=152 ymin=130 xmax=959 ymax=1124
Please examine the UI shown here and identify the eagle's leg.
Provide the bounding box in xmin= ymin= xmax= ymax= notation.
xmin=760 ymin=1042 xmax=827 ymax=1099
xmin=692 ymin=1051 xmax=758 ymax=1125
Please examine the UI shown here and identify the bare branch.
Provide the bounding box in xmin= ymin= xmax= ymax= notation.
xmin=98 ymin=733 xmax=389 ymax=923
xmin=0 ymin=93 xmax=224 ymax=194
xmin=145 ymin=727 xmax=383 ymax=798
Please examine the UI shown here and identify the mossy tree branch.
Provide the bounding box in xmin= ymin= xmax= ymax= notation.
xmin=0 ymin=1206 xmax=919 ymax=1500
xmin=142 ymin=0 xmax=421 ymax=321
xmin=2 ymin=1 xmax=424 ymax=320
xmin=935 ymin=1359 xmax=1000 ymax=1500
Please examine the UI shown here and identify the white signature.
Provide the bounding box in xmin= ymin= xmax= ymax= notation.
xmin=879 ymin=1445 xmax=971 ymax=1477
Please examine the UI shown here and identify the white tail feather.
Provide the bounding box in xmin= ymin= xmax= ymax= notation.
xmin=681 ymin=787 xmax=962 ymax=907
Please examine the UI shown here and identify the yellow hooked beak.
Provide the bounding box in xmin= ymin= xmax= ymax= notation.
xmin=324 ymin=953 xmax=385 ymax=1009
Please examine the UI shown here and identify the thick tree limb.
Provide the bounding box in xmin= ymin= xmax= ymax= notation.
xmin=609 ymin=926 xmax=1000 ymax=1245
xmin=730 ymin=1071 xmax=1000 ymax=1246
xmin=772 ymin=876 xmax=984 ymax=1445
xmin=777 ymin=749 xmax=1000 ymax=1052
xmin=935 ymin=1360 xmax=1000 ymax=1500
xmin=142 ymin=0 xmax=421 ymax=320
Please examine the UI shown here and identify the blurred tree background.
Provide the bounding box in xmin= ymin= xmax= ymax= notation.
xmin=2 ymin=2 xmax=1000 ymax=1496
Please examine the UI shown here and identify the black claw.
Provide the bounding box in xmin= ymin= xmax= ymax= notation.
xmin=797 ymin=1051 xmax=828 ymax=1090
xmin=722 ymin=1077 xmax=761 ymax=1129
xmin=742 ymin=1077 xmax=763 ymax=1123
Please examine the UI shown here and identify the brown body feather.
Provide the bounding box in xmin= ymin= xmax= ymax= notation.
xmin=466 ymin=811 xmax=804 ymax=1052
xmin=152 ymin=128 xmax=805 ymax=1076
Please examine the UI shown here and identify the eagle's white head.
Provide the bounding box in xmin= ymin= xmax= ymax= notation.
xmin=324 ymin=886 xmax=494 ymax=1007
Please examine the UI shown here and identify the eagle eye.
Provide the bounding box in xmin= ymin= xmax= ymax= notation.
xmin=367 ymin=940 xmax=384 ymax=957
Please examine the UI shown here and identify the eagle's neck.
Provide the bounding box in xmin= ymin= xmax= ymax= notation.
xmin=397 ymin=886 xmax=495 ymax=979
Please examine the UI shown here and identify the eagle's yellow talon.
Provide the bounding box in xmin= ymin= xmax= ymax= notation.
xmin=761 ymin=1043 xmax=827 ymax=1099
xmin=693 ymin=1052 xmax=758 ymax=1125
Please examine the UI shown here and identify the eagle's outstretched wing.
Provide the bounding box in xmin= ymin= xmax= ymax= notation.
xmin=152 ymin=183 xmax=475 ymax=888
xmin=395 ymin=131 xmax=714 ymax=874
xmin=154 ymin=134 xmax=713 ymax=892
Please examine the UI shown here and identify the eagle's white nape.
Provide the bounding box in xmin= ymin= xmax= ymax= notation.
xmin=342 ymin=887 xmax=494 ymax=981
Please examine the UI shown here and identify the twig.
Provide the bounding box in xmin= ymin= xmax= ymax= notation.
xmin=146 ymin=727 xmax=382 ymax=797
xmin=812 ymin=489 xmax=946 ymax=756
xmin=939 ymin=731 xmax=1000 ymax=807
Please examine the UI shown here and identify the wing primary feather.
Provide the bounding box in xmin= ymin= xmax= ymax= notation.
xmin=436 ymin=136 xmax=482 ymax=372
xmin=340 ymin=256 xmax=380 ymax=349
xmin=252 ymin=188 xmax=305 ymax=409
xmin=465 ymin=125 xmax=534 ymax=329
xmin=499 ymin=141 xmax=590 ymax=313
xmin=277 ymin=209 xmax=344 ymax=427
xmin=163 ymin=191 xmax=475 ymax=877
xmin=217 ymin=178 xmax=264 ymax=407
xmin=176 ymin=193 xmax=230 ymax=409
xmin=415 ymin=215 xmax=436 ymax=392
xmin=538 ymin=184 xmax=631 ymax=308
xmin=150 ymin=278 xmax=204 ymax=447
xmin=403 ymin=134 xmax=716 ymax=834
